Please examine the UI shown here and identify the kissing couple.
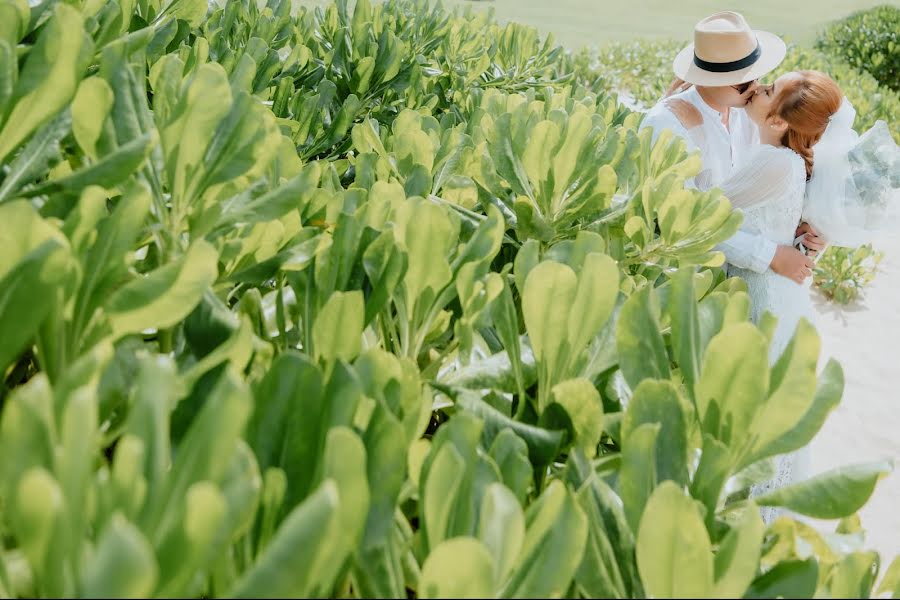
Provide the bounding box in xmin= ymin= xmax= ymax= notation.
xmin=640 ymin=11 xmax=900 ymax=521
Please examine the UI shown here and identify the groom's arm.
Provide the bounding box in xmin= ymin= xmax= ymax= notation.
xmin=641 ymin=106 xmax=698 ymax=151
xmin=715 ymin=228 xmax=777 ymax=274
xmin=641 ymin=105 xmax=713 ymax=190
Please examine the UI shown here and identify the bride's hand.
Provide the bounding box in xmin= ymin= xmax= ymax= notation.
xmin=770 ymin=245 xmax=815 ymax=284
xmin=664 ymin=98 xmax=703 ymax=129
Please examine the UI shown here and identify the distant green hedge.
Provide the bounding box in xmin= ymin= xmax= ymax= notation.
xmin=562 ymin=40 xmax=683 ymax=109
xmin=771 ymin=45 xmax=899 ymax=137
xmin=570 ymin=40 xmax=900 ymax=139
xmin=815 ymin=4 xmax=900 ymax=92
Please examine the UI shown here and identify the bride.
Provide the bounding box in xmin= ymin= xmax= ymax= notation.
xmin=668 ymin=70 xmax=842 ymax=358
xmin=666 ymin=70 xmax=844 ymax=521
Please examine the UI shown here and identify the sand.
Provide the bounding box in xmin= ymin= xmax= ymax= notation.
xmin=808 ymin=233 xmax=900 ymax=562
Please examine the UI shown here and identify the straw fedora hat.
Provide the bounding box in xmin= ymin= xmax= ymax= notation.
xmin=673 ymin=11 xmax=787 ymax=86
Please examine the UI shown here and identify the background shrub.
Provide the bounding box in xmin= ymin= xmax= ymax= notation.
xmin=815 ymin=4 xmax=900 ymax=92
xmin=563 ymin=40 xmax=684 ymax=108
xmin=771 ymin=45 xmax=900 ymax=137
xmin=814 ymin=244 xmax=884 ymax=305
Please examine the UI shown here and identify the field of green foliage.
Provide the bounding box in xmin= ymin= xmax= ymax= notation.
xmin=298 ymin=0 xmax=900 ymax=47
xmin=0 ymin=0 xmax=898 ymax=598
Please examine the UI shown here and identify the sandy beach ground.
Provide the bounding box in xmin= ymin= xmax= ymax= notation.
xmin=808 ymin=233 xmax=900 ymax=562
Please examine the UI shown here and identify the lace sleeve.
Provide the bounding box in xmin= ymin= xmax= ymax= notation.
xmin=718 ymin=147 xmax=797 ymax=210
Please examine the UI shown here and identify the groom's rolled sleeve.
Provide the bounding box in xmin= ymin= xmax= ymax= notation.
xmin=715 ymin=229 xmax=778 ymax=274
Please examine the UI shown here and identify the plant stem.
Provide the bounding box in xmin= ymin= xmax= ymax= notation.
xmin=158 ymin=327 xmax=173 ymax=354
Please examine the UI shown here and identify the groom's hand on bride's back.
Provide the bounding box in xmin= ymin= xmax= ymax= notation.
xmin=770 ymin=245 xmax=815 ymax=284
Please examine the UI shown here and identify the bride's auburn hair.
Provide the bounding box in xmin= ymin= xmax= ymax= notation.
xmin=767 ymin=70 xmax=843 ymax=179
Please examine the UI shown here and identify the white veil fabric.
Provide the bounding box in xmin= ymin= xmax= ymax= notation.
xmin=803 ymin=98 xmax=900 ymax=248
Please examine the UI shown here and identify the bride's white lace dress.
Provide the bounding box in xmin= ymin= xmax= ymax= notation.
xmin=718 ymin=144 xmax=814 ymax=522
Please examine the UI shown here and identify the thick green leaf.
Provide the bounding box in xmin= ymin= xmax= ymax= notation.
xmin=689 ymin=434 xmax=732 ymax=530
xmin=574 ymin=483 xmax=629 ymax=598
xmin=312 ymin=427 xmax=370 ymax=596
xmin=313 ymin=290 xmax=364 ymax=363
xmin=567 ymin=449 xmax=641 ymax=598
xmin=143 ymin=370 xmax=250 ymax=542
xmin=396 ymin=198 xmax=457 ymax=319
xmin=13 ymin=468 xmax=68 ymax=597
xmin=616 ymin=285 xmax=670 ymax=390
xmin=523 ymin=260 xmax=576 ymax=386
xmin=440 ymin=341 xmax=537 ymax=394
xmin=419 ymin=537 xmax=495 ymax=599
xmin=359 ymin=400 xmax=406 ymax=548
xmin=500 ymin=480 xmax=588 ymax=598
xmin=71 ymin=77 xmax=114 ymax=160
xmin=875 ymin=554 xmax=900 ymax=597
xmin=158 ymin=62 xmax=232 ymax=204
xmin=669 ymin=267 xmax=702 ymax=392
xmin=81 ymin=514 xmax=157 ymax=598
xmin=71 ymin=183 xmax=151 ymax=347
xmin=696 ymin=322 xmax=769 ymax=445
xmin=20 ymin=131 xmax=156 ymax=199
xmin=619 ymin=422 xmax=659 ymax=533
xmin=361 ymin=229 xmax=407 ymax=326
xmin=487 ymin=429 xmax=532 ymax=504
xmin=0 ymin=4 xmax=86 ymax=165
xmin=246 ymin=353 xmax=328 ymax=509
xmin=105 ymin=240 xmax=219 ymax=339
xmin=755 ymin=461 xmax=893 ymax=519
xmin=744 ymin=320 xmax=822 ymax=465
xmin=829 ymin=551 xmax=879 ymax=599
xmin=712 ymin=505 xmax=765 ymax=598
xmin=477 ymin=483 xmax=525 ymax=584
xmin=490 ymin=275 xmax=526 ymax=397
xmin=636 ymin=481 xmax=714 ymax=599
xmin=550 ymin=378 xmax=603 ymax=456
xmin=763 ymin=358 xmax=843 ymax=458
xmin=0 ymin=110 xmax=69 ymax=204
xmin=217 ymin=441 xmax=263 ymax=544
xmin=230 ymin=481 xmax=342 ymax=598
xmin=213 ymin=161 xmax=322 ymax=231
xmin=421 ymin=437 xmax=467 ymax=551
xmin=745 ymin=559 xmax=818 ymax=599
xmin=622 ymin=379 xmax=688 ymax=486
xmin=0 ymin=239 xmax=71 ymax=374
xmin=453 ymin=388 xmax=564 ymax=467
xmin=567 ymin=252 xmax=619 ymax=366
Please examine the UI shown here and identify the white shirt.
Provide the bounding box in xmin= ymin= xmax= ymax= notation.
xmin=641 ymin=86 xmax=778 ymax=274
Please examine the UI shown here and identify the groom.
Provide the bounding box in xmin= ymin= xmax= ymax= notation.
xmin=641 ymin=11 xmax=825 ymax=284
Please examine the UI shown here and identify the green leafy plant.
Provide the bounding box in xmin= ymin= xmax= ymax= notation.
xmin=0 ymin=1 xmax=896 ymax=598
xmin=813 ymin=244 xmax=884 ymax=305
xmin=562 ymin=40 xmax=684 ymax=109
xmin=815 ymin=4 xmax=900 ymax=92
